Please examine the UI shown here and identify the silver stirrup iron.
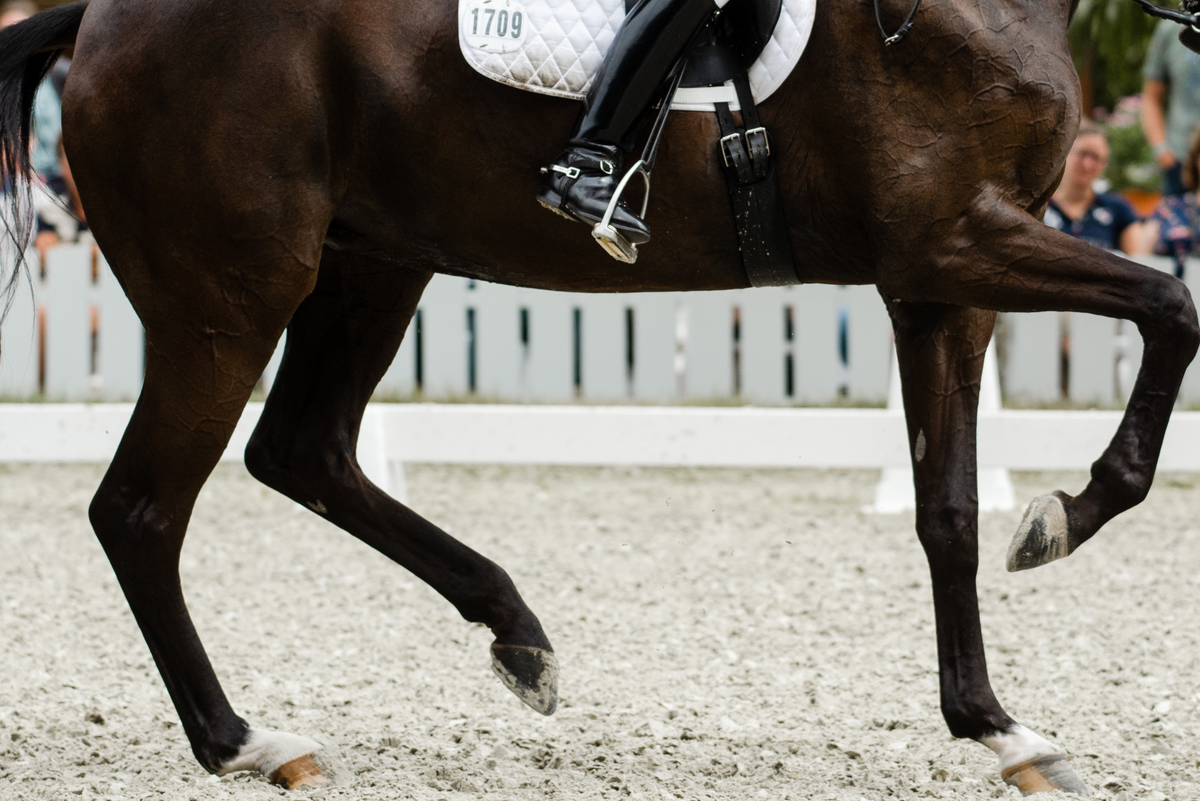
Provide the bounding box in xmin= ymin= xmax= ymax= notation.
xmin=592 ymin=160 xmax=649 ymax=264
xmin=588 ymin=59 xmax=686 ymax=263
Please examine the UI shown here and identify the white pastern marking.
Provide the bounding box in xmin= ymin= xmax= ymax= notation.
xmin=218 ymin=729 xmax=322 ymax=778
xmin=981 ymin=724 xmax=1059 ymax=772
xmin=307 ymin=500 xmax=328 ymax=514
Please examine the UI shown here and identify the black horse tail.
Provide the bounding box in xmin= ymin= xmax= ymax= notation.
xmin=0 ymin=0 xmax=88 ymax=328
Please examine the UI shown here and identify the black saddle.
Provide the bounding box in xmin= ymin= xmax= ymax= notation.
xmin=615 ymin=0 xmax=795 ymax=283
xmin=624 ymin=0 xmax=784 ymax=89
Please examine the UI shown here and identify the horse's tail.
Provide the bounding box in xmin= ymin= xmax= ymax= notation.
xmin=0 ymin=0 xmax=88 ymax=328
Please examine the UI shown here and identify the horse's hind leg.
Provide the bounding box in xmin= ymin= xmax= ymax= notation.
xmin=890 ymin=299 xmax=1089 ymax=795
xmin=82 ymin=217 xmax=327 ymax=784
xmin=243 ymin=250 xmax=557 ymax=715
xmin=891 ymin=196 xmax=1200 ymax=571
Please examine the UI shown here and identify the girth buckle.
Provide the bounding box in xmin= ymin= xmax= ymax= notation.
xmin=744 ymin=127 xmax=770 ymax=157
xmin=720 ymin=132 xmax=743 ymax=167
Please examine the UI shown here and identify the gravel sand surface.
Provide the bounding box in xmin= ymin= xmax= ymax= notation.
xmin=1 ymin=463 xmax=1198 ymax=801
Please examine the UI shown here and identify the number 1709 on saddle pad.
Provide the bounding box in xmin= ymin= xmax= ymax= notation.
xmin=457 ymin=0 xmax=815 ymax=112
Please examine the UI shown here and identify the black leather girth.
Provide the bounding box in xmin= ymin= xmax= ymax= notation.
xmin=713 ymin=72 xmax=798 ymax=287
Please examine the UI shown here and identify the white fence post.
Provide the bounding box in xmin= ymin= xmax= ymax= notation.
xmin=471 ymin=280 xmax=521 ymax=399
xmin=793 ymin=284 xmax=841 ymax=403
xmin=682 ymin=291 xmax=736 ymax=399
xmin=846 ymin=287 xmax=892 ymax=404
xmin=579 ymin=293 xmax=628 ymax=401
xmin=522 ymin=287 xmax=576 ymax=402
xmin=419 ymin=277 xmax=469 ymax=398
xmin=739 ymin=286 xmax=788 ymax=404
xmin=0 ymin=253 xmax=38 ymax=399
xmin=41 ymin=243 xmax=92 ymax=400
xmin=1003 ymin=312 xmax=1060 ymax=404
xmin=1068 ymin=313 xmax=1117 ymax=406
xmin=627 ymin=292 xmax=678 ymax=402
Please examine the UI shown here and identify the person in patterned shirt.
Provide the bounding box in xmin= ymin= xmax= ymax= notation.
xmin=1146 ymin=122 xmax=1200 ymax=278
xmin=1044 ymin=122 xmax=1152 ymax=255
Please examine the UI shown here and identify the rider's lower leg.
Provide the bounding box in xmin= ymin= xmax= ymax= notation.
xmin=537 ymin=0 xmax=720 ymax=245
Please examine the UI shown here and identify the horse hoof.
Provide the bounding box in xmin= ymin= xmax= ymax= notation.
xmin=1007 ymin=494 xmax=1070 ymax=572
xmin=491 ymin=643 xmax=559 ymax=715
xmin=270 ymin=754 xmax=331 ymax=790
xmin=1001 ymin=753 xmax=1089 ymax=796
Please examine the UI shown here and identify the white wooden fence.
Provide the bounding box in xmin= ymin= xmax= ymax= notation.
xmin=2 ymin=243 xmax=1200 ymax=406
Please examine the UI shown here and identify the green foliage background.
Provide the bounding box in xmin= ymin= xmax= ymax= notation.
xmin=1105 ymin=119 xmax=1159 ymax=191
xmin=1070 ymin=1 xmax=1172 ymax=191
xmin=1069 ymin=0 xmax=1161 ymax=110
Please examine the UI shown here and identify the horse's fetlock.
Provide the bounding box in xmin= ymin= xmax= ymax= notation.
xmin=194 ymin=718 xmax=256 ymax=775
xmin=942 ymin=712 xmax=978 ymax=741
xmin=935 ymin=502 xmax=977 ymax=536
xmin=1090 ymin=459 xmax=1150 ymax=509
xmin=939 ymin=701 xmax=978 ymax=739
xmin=460 ymin=563 xmax=522 ymax=627
xmin=941 ymin=699 xmax=1010 ymax=742
xmin=916 ymin=500 xmax=979 ymax=562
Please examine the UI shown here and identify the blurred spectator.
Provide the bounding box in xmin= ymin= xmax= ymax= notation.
xmin=0 ymin=2 xmax=37 ymax=195
xmin=1142 ymin=19 xmax=1200 ymax=198
xmin=31 ymin=74 xmax=63 ymax=181
xmin=0 ymin=0 xmax=36 ymax=28
xmin=1146 ymin=124 xmax=1200 ymax=279
xmin=0 ymin=1 xmax=66 ymax=182
xmin=33 ymin=137 xmax=87 ymax=259
xmin=1045 ymin=122 xmax=1152 ymax=255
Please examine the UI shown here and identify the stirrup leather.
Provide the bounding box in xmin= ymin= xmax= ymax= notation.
xmin=592 ymin=160 xmax=649 ymax=263
xmin=589 ymin=59 xmax=687 ymax=263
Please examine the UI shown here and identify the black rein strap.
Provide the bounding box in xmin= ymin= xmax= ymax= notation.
xmin=874 ymin=0 xmax=1199 ymax=47
xmin=1128 ymin=0 xmax=1200 ymax=27
xmin=875 ymin=0 xmax=922 ymax=46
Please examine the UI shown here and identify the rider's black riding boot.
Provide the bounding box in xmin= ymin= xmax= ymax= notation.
xmin=538 ymin=0 xmax=720 ymax=245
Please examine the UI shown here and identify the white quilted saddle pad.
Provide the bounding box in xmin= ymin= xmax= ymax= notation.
xmin=457 ymin=0 xmax=816 ymax=112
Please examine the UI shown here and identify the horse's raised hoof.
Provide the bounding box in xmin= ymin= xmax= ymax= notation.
xmin=270 ymin=754 xmax=331 ymax=790
xmin=491 ymin=643 xmax=559 ymax=715
xmin=1001 ymin=753 xmax=1089 ymax=796
xmin=1007 ymin=493 xmax=1071 ymax=572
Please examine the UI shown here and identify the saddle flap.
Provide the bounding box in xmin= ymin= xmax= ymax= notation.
xmin=677 ymin=0 xmax=784 ymax=89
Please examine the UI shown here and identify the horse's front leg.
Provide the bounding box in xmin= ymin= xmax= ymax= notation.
xmin=888 ymin=195 xmax=1199 ymax=571
xmin=889 ymin=299 xmax=1089 ymax=796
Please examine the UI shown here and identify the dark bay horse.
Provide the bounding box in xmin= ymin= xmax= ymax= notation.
xmin=1 ymin=0 xmax=1196 ymax=794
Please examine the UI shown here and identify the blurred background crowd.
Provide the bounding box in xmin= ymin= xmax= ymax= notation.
xmin=2 ymin=0 xmax=86 ymax=260
xmin=6 ymin=0 xmax=1200 ymax=273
